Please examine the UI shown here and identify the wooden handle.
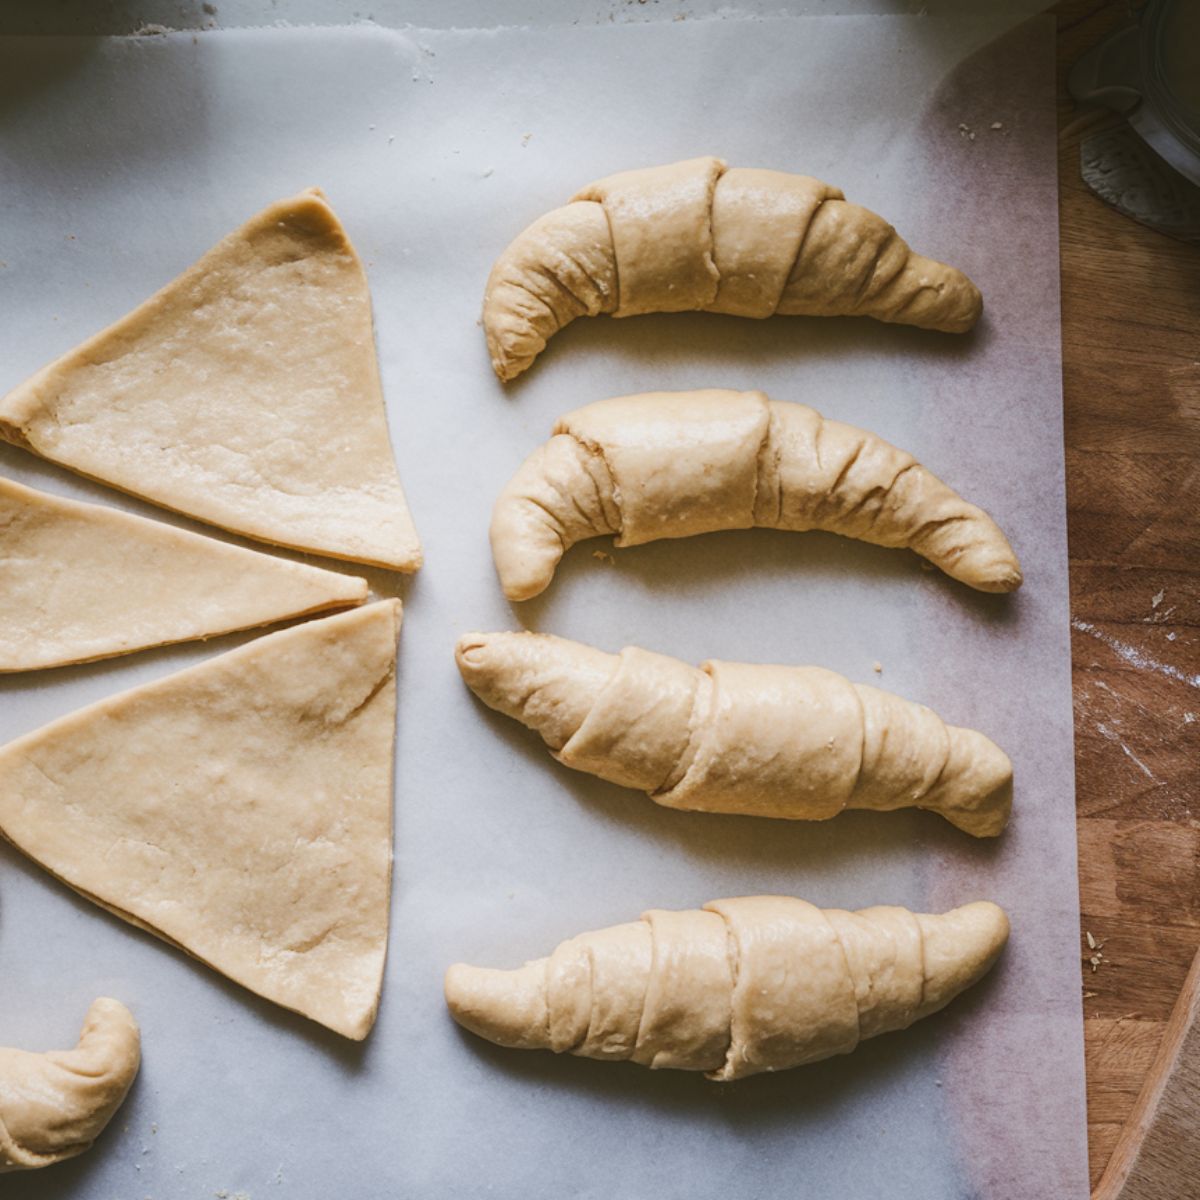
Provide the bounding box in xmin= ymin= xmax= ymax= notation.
xmin=1093 ymin=945 xmax=1200 ymax=1200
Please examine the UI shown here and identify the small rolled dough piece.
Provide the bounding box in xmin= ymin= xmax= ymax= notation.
xmin=0 ymin=999 xmax=140 ymax=1172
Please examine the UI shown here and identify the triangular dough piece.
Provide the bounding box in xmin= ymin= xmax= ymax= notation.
xmin=0 ymin=601 xmax=401 ymax=1040
xmin=1 ymin=475 xmax=368 ymax=671
xmin=0 ymin=190 xmax=421 ymax=571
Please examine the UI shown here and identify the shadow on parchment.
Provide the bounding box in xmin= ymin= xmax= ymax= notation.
xmin=500 ymin=307 xmax=991 ymax=403
xmin=0 ymin=35 xmax=102 ymax=109
xmin=509 ymin=526 xmax=1023 ymax=640
xmin=0 ymin=33 xmax=211 ymax=183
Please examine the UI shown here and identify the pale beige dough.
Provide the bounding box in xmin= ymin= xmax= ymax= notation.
xmin=445 ymin=896 xmax=1009 ymax=1079
xmin=0 ymin=475 xmax=367 ymax=671
xmin=0 ymin=998 xmax=140 ymax=1172
xmin=456 ymin=631 xmax=1012 ymax=837
xmin=0 ymin=601 xmax=401 ymax=1039
xmin=0 ymin=190 xmax=421 ymax=571
xmin=490 ymin=389 xmax=1022 ymax=599
xmin=483 ymin=157 xmax=983 ymax=380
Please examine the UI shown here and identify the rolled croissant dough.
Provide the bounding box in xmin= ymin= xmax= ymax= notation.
xmin=457 ymin=630 xmax=1012 ymax=837
xmin=0 ymin=189 xmax=421 ymax=571
xmin=490 ymin=389 xmax=1022 ymax=599
xmin=0 ymin=998 xmax=140 ymax=1173
xmin=0 ymin=475 xmax=367 ymax=671
xmin=446 ymin=896 xmax=1010 ymax=1079
xmin=483 ymin=156 xmax=983 ymax=379
xmin=0 ymin=602 xmax=401 ymax=1040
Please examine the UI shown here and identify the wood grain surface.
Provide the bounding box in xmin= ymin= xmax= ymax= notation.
xmin=1055 ymin=1 xmax=1200 ymax=1188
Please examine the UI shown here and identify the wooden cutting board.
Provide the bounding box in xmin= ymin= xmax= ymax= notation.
xmin=1055 ymin=1 xmax=1200 ymax=1190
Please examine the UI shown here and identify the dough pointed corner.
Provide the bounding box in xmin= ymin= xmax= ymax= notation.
xmin=445 ymin=961 xmax=550 ymax=1050
xmin=379 ymin=532 xmax=424 ymax=575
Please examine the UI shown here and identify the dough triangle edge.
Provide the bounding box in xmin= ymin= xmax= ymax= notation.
xmin=0 ymin=601 xmax=401 ymax=1039
xmin=0 ymin=191 xmax=422 ymax=572
xmin=0 ymin=475 xmax=368 ymax=672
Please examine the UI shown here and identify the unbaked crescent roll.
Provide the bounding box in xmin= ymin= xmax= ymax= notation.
xmin=456 ymin=631 xmax=1012 ymax=837
xmin=483 ymin=157 xmax=982 ymax=380
xmin=0 ymin=999 xmax=140 ymax=1172
xmin=446 ymin=896 xmax=1009 ymax=1079
xmin=491 ymin=389 xmax=1021 ymax=599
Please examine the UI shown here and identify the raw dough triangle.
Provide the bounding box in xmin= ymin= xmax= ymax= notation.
xmin=1 ymin=475 xmax=368 ymax=671
xmin=0 ymin=190 xmax=421 ymax=571
xmin=0 ymin=601 xmax=401 ymax=1040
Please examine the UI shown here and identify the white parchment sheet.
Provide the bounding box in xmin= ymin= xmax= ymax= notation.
xmin=0 ymin=15 xmax=1087 ymax=1199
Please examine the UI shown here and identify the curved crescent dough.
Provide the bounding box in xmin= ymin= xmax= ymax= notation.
xmin=490 ymin=389 xmax=1022 ymax=599
xmin=483 ymin=157 xmax=982 ymax=379
xmin=445 ymin=897 xmax=1009 ymax=1079
xmin=0 ymin=999 xmax=140 ymax=1172
xmin=456 ymin=631 xmax=1012 ymax=837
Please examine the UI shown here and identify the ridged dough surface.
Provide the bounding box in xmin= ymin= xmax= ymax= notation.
xmin=445 ymin=897 xmax=1010 ymax=1079
xmin=456 ymin=631 xmax=1012 ymax=837
xmin=483 ymin=157 xmax=982 ymax=379
xmin=490 ymin=390 xmax=1021 ymax=600
xmin=0 ymin=999 xmax=140 ymax=1172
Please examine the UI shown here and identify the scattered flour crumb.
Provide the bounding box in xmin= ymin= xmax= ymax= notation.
xmin=592 ymin=549 xmax=615 ymax=564
xmin=521 ymin=132 xmax=533 ymax=146
xmin=1168 ymin=632 xmax=1177 ymax=641
xmin=482 ymin=167 xmax=494 ymax=178
xmin=872 ymin=661 xmax=883 ymax=674
xmin=990 ymin=121 xmax=1004 ymax=130
xmin=1152 ymin=589 xmax=1165 ymax=609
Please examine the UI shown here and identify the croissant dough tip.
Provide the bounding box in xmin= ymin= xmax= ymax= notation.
xmin=445 ymin=962 xmax=549 ymax=1050
xmin=917 ymin=900 xmax=1010 ymax=1016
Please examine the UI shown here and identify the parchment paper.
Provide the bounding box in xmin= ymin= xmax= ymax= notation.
xmin=0 ymin=15 xmax=1088 ymax=1199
